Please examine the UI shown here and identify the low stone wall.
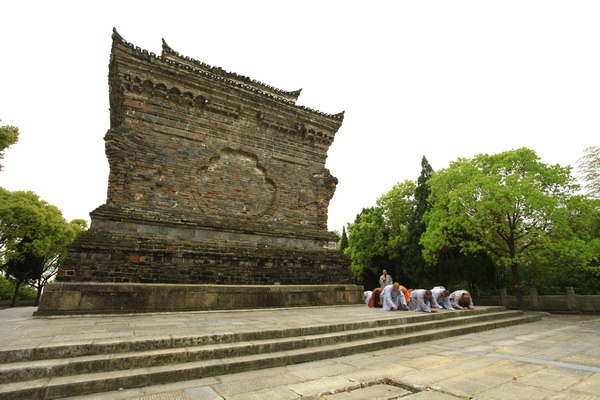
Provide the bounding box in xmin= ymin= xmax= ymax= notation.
xmin=35 ymin=282 xmax=364 ymax=316
xmin=0 ymin=300 xmax=35 ymax=308
xmin=478 ymin=287 xmax=600 ymax=314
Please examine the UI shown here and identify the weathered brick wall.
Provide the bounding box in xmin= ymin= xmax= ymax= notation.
xmin=57 ymin=29 xmax=354 ymax=285
xmin=105 ymin=30 xmax=343 ymax=232
xmin=59 ymin=232 xmax=352 ymax=285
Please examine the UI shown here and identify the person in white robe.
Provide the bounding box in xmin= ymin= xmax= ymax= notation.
xmin=409 ymin=289 xmax=440 ymax=313
xmin=379 ymin=269 xmax=393 ymax=289
xmin=380 ymin=283 xmax=408 ymax=311
xmin=449 ymin=290 xmax=475 ymax=310
xmin=431 ymin=286 xmax=452 ymax=310
xmin=364 ymin=291 xmax=372 ymax=305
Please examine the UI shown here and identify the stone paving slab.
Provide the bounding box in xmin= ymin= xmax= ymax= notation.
xmin=476 ymin=359 xmax=546 ymax=378
xmin=394 ymin=367 xmax=463 ymax=387
xmin=340 ymin=354 xmax=403 ymax=369
xmin=433 ymin=370 xmax=510 ymax=397
xmin=340 ymin=366 xmax=415 ymax=385
xmin=290 ymin=363 xmax=358 ymax=380
xmin=567 ymin=373 xmax=600 ymax=394
xmin=212 ymin=372 xmax=301 ymax=397
xmin=324 ymin=384 xmax=411 ymax=399
xmin=1 ymin=305 xmax=514 ymax=351
xmin=131 ymin=392 xmax=190 ymax=400
xmin=560 ymin=353 xmax=600 ymax=368
xmin=481 ymin=381 xmax=557 ymax=400
xmin=286 ymin=376 xmax=355 ymax=397
xmin=183 ymin=387 xmax=228 ymax=400
xmin=226 ymin=386 xmax=299 ymax=400
xmin=2 ymin=307 xmax=599 ymax=400
xmin=3 ymin=307 xmax=324 ymax=349
xmin=549 ymin=391 xmax=600 ymax=400
xmin=401 ymin=391 xmax=458 ymax=399
xmin=61 ymin=314 xmax=600 ymax=400
xmin=515 ymin=369 xmax=585 ymax=391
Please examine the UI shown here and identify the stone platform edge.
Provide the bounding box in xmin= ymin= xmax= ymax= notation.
xmin=35 ymin=282 xmax=365 ymax=316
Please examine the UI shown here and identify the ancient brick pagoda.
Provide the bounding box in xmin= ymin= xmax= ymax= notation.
xmin=37 ymin=29 xmax=360 ymax=314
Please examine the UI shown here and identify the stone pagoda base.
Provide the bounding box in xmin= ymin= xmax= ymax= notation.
xmin=35 ymin=282 xmax=364 ymax=316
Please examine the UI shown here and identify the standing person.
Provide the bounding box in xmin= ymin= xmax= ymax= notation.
xmin=379 ymin=269 xmax=393 ymax=289
xmin=449 ymin=290 xmax=475 ymax=310
xmin=380 ymin=283 xmax=408 ymax=311
xmin=409 ymin=289 xmax=440 ymax=313
xmin=431 ymin=286 xmax=452 ymax=310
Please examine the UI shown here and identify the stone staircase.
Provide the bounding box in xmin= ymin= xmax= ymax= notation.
xmin=0 ymin=307 xmax=539 ymax=399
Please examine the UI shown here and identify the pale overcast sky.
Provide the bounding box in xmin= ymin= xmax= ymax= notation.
xmin=1 ymin=1 xmax=598 ymax=232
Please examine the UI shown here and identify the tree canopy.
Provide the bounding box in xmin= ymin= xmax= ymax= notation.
xmin=344 ymin=180 xmax=417 ymax=288
xmin=403 ymin=156 xmax=432 ymax=282
xmin=345 ymin=207 xmax=388 ymax=285
xmin=421 ymin=148 xmax=592 ymax=308
xmin=339 ymin=226 xmax=349 ymax=252
xmin=342 ymin=147 xmax=598 ymax=300
xmin=0 ymin=124 xmax=19 ymax=171
xmin=577 ymin=146 xmax=600 ymax=199
xmin=0 ymin=188 xmax=80 ymax=306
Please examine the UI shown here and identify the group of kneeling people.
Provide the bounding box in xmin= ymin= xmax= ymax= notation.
xmin=364 ymin=280 xmax=475 ymax=313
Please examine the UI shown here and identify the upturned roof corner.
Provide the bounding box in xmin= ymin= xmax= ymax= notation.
xmin=161 ymin=38 xmax=175 ymax=56
xmin=112 ymin=27 xmax=124 ymax=43
xmin=111 ymin=29 xmax=342 ymax=121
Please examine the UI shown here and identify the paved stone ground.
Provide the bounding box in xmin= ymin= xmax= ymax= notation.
xmin=1 ymin=307 xmax=599 ymax=399
xmin=0 ymin=305 xmax=419 ymax=351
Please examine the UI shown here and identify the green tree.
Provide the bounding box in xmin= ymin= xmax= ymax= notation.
xmin=1 ymin=189 xmax=48 ymax=259
xmin=5 ymin=242 xmax=45 ymax=307
xmin=344 ymin=181 xmax=418 ymax=288
xmin=28 ymin=218 xmax=89 ymax=305
xmin=0 ymin=274 xmax=15 ymax=300
xmin=344 ymin=207 xmax=387 ymax=285
xmin=577 ymin=146 xmax=600 ymax=199
xmin=422 ymin=148 xmax=589 ymax=309
xmin=376 ymin=179 xmax=417 ymax=285
xmin=0 ymin=189 xmax=77 ymax=306
xmin=403 ymin=156 xmax=433 ymax=282
xmin=0 ymin=123 xmax=19 ymax=171
xmin=69 ymin=219 xmax=89 ymax=237
xmin=521 ymin=195 xmax=600 ymax=294
xmin=339 ymin=226 xmax=349 ymax=251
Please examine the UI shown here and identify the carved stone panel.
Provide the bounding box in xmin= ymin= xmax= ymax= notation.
xmin=192 ymin=148 xmax=276 ymax=218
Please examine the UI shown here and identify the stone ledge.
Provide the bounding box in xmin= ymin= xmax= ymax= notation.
xmin=90 ymin=205 xmax=341 ymax=243
xmin=35 ymin=283 xmax=364 ymax=316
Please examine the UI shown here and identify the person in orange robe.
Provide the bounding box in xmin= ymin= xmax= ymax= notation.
xmin=399 ymin=285 xmax=411 ymax=307
xmin=367 ymin=288 xmax=383 ymax=308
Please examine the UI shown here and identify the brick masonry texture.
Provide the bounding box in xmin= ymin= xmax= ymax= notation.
xmin=57 ymin=29 xmax=354 ymax=285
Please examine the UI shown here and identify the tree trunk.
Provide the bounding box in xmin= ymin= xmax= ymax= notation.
xmin=510 ymin=263 xmax=526 ymax=310
xmin=34 ymin=284 xmax=43 ymax=307
xmin=9 ymin=279 xmax=23 ymax=308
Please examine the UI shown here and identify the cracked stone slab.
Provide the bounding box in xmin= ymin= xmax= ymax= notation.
xmin=213 ymin=372 xmax=301 ymax=396
xmin=566 ymin=373 xmax=600 ymax=395
xmin=481 ymin=382 xmax=557 ymax=400
xmin=226 ymin=385 xmax=298 ymax=400
xmin=286 ymin=376 xmax=355 ymax=397
xmin=323 ymin=384 xmax=411 ymax=400
xmin=130 ymin=391 xmax=191 ymax=400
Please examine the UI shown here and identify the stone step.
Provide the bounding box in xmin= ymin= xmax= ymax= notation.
xmin=1 ymin=306 xmax=509 ymax=363
xmin=0 ymin=311 xmax=540 ymax=399
xmin=0 ymin=309 xmax=524 ymax=384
